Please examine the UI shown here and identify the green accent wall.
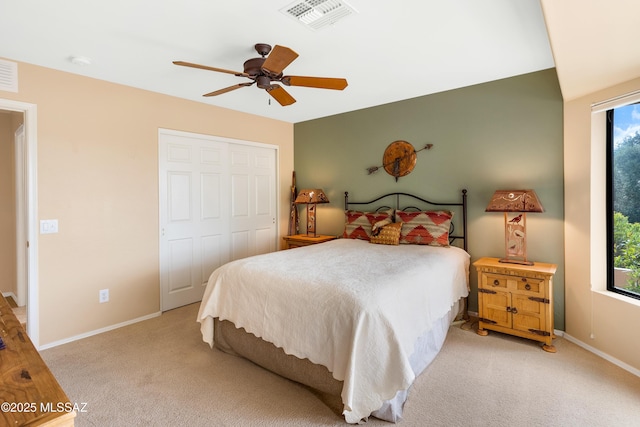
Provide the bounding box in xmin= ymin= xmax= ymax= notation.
xmin=293 ymin=68 xmax=565 ymax=329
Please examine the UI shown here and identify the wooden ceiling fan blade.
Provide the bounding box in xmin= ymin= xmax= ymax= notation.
xmin=282 ymin=75 xmax=348 ymax=90
xmin=262 ymin=45 xmax=299 ymax=76
xmin=266 ymin=85 xmax=296 ymax=106
xmin=203 ymin=82 xmax=254 ymax=97
xmin=173 ymin=61 xmax=248 ymax=77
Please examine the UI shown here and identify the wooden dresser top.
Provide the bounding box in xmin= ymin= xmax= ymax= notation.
xmin=0 ymin=294 xmax=75 ymax=426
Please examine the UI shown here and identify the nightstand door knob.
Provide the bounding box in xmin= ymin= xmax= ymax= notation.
xmin=506 ymin=306 xmax=518 ymax=314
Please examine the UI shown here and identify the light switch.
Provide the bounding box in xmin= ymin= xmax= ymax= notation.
xmin=40 ymin=219 xmax=59 ymax=234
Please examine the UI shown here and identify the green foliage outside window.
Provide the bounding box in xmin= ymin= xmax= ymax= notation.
xmin=613 ymin=132 xmax=640 ymax=223
xmin=613 ymin=212 xmax=640 ymax=293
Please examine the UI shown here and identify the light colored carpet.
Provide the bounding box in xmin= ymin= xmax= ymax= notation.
xmin=41 ymin=303 xmax=640 ymax=426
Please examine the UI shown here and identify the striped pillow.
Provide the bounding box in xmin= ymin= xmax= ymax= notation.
xmin=395 ymin=210 xmax=453 ymax=246
xmin=343 ymin=209 xmax=393 ymax=241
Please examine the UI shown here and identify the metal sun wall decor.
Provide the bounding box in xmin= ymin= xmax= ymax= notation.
xmin=367 ymin=140 xmax=433 ymax=181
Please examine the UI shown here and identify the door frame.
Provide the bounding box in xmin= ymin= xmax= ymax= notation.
xmin=1 ymin=99 xmax=39 ymax=347
xmin=15 ymin=123 xmax=26 ymax=307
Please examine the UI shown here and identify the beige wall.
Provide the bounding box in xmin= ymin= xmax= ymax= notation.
xmin=0 ymin=59 xmax=293 ymax=346
xmin=0 ymin=111 xmax=20 ymax=296
xmin=564 ymin=76 xmax=640 ymax=372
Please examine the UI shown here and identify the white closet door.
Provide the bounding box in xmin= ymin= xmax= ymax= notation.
xmin=159 ymin=130 xmax=277 ymax=311
xmin=229 ymin=143 xmax=277 ymax=260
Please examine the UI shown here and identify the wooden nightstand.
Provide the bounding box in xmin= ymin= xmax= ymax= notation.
xmin=473 ymin=257 xmax=558 ymax=352
xmin=282 ymin=234 xmax=336 ymax=249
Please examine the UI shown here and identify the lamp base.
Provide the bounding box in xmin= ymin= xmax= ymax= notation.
xmin=498 ymin=258 xmax=534 ymax=266
xmin=305 ymin=204 xmax=317 ymax=237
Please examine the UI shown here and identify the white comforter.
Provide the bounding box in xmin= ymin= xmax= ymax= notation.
xmin=198 ymin=239 xmax=469 ymax=423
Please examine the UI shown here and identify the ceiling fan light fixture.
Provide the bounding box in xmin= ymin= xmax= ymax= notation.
xmin=243 ymin=57 xmax=266 ymax=76
xmin=256 ymin=75 xmax=271 ymax=89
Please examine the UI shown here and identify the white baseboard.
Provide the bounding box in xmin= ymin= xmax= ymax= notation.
xmin=2 ymin=291 xmax=18 ymax=302
xmin=561 ymin=332 xmax=640 ymax=378
xmin=465 ymin=310 xmax=639 ymax=379
xmin=31 ymin=307 xmax=640 ymax=379
xmin=38 ymin=311 xmax=162 ymax=351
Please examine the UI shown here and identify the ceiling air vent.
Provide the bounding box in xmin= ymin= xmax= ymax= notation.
xmin=0 ymin=59 xmax=18 ymax=93
xmin=280 ymin=0 xmax=358 ymax=31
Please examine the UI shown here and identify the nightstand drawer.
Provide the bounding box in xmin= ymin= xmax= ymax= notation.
xmin=482 ymin=274 xmax=508 ymax=289
xmin=481 ymin=273 xmax=543 ymax=296
xmin=515 ymin=276 xmax=542 ymax=294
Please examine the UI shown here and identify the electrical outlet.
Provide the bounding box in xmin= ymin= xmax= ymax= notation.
xmin=99 ymin=289 xmax=109 ymax=303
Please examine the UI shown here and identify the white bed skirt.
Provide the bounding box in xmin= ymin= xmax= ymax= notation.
xmin=214 ymin=299 xmax=462 ymax=423
xmin=371 ymin=299 xmax=461 ymax=422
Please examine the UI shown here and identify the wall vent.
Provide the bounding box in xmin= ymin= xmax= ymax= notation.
xmin=0 ymin=59 xmax=18 ymax=93
xmin=280 ymin=0 xmax=358 ymax=31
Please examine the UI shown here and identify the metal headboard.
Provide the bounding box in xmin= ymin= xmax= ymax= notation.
xmin=344 ymin=189 xmax=468 ymax=251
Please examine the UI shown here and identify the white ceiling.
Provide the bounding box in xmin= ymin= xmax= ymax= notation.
xmin=0 ymin=0 xmax=557 ymax=123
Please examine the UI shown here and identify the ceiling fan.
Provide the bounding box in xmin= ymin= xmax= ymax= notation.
xmin=173 ymin=43 xmax=348 ymax=106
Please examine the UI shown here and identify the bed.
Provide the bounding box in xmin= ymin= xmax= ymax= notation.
xmin=198 ymin=190 xmax=469 ymax=423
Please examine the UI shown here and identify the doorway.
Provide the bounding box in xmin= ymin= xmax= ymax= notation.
xmin=0 ymin=99 xmax=39 ymax=347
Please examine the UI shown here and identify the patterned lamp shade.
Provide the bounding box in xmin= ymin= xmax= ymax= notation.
xmin=294 ymin=189 xmax=329 ymax=204
xmin=485 ymin=190 xmax=544 ymax=213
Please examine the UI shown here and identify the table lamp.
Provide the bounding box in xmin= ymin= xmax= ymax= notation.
xmin=294 ymin=189 xmax=329 ymax=237
xmin=485 ymin=189 xmax=544 ymax=265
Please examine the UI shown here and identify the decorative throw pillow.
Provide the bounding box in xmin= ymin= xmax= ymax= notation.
xmin=370 ymin=222 xmax=403 ymax=245
xmin=372 ymin=218 xmax=393 ymax=236
xmin=395 ymin=210 xmax=453 ymax=246
xmin=343 ymin=209 xmax=393 ymax=241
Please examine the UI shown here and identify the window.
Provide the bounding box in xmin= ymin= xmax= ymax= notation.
xmin=607 ymin=103 xmax=640 ymax=300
